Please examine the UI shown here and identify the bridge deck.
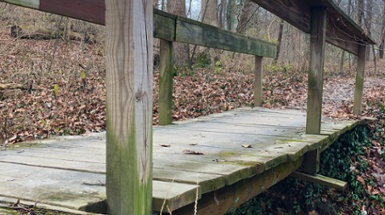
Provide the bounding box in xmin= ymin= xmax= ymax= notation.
xmin=0 ymin=108 xmax=363 ymax=214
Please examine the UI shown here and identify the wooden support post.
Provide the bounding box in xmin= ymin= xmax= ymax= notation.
xmin=299 ymin=149 xmax=320 ymax=175
xmin=105 ymin=1 xmax=153 ymax=214
xmin=254 ymin=56 xmax=263 ymax=106
xmin=306 ymin=7 xmax=327 ymax=135
xmin=291 ymin=172 xmax=347 ymax=191
xmin=159 ymin=39 xmax=174 ymax=125
xmin=353 ymin=45 xmax=366 ymax=115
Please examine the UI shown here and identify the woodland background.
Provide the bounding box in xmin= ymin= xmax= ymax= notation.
xmin=0 ymin=0 xmax=385 ymax=214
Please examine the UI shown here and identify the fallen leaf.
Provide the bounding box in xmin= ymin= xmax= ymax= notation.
xmin=242 ymin=144 xmax=252 ymax=148
xmin=183 ymin=150 xmax=204 ymax=155
xmin=160 ymin=144 xmax=171 ymax=147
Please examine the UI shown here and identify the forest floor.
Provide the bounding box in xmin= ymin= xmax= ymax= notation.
xmin=1 ymin=5 xmax=385 ymax=214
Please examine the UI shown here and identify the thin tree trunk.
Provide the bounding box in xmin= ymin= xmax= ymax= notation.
xmin=168 ymin=0 xmax=189 ymax=67
xmin=273 ymin=19 xmax=284 ymax=64
xmin=365 ymin=0 xmax=373 ymax=61
xmin=379 ymin=1 xmax=385 ymax=59
xmin=236 ymin=0 xmax=258 ymax=34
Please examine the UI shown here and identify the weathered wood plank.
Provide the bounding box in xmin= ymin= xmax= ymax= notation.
xmin=105 ymin=0 xmax=153 ymax=214
xmin=158 ymin=39 xmax=174 ymax=125
xmin=175 ymin=16 xmax=276 ymax=58
xmin=325 ymin=18 xmax=359 ymax=56
xmin=254 ymin=56 xmax=263 ymax=106
xmin=173 ymin=157 xmax=304 ymax=215
xmin=306 ymin=7 xmax=327 ymax=135
xmin=353 ymin=45 xmax=366 ymax=115
xmin=0 ymin=162 xmax=199 ymax=212
xmin=299 ymin=149 xmax=320 ymax=174
xmin=291 ymin=171 xmax=347 ymax=190
xmin=154 ymin=10 xmax=176 ymax=42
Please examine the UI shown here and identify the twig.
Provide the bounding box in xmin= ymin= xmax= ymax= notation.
xmin=47 ymin=16 xmax=64 ymax=73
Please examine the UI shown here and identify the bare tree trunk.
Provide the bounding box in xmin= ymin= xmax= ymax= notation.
xmin=273 ymin=19 xmax=284 ymax=64
xmin=227 ymin=0 xmax=236 ymax=31
xmin=356 ymin=0 xmax=364 ymax=26
xmin=379 ymin=1 xmax=385 ymax=59
xmin=236 ymin=0 xmax=258 ymax=34
xmin=201 ymin=0 xmax=218 ymax=26
xmin=168 ymin=0 xmax=190 ymax=67
xmin=364 ymin=0 xmax=372 ymax=61
xmin=218 ymin=0 xmax=227 ymax=29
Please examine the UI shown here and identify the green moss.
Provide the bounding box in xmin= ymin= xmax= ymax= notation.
xmin=220 ymin=160 xmax=262 ymax=167
xmin=217 ymin=151 xmax=239 ymax=157
xmin=38 ymin=190 xmax=100 ymax=201
xmin=275 ymin=139 xmax=305 ymax=144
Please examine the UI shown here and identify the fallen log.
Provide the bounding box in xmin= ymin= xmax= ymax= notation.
xmin=0 ymin=83 xmax=27 ymax=91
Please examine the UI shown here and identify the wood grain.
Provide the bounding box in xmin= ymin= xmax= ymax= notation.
xmin=158 ymin=39 xmax=174 ymax=125
xmin=254 ymin=56 xmax=263 ymax=106
xmin=306 ymin=7 xmax=327 ymax=135
xmin=353 ymin=45 xmax=366 ymax=115
xmin=105 ymin=0 xmax=153 ymax=214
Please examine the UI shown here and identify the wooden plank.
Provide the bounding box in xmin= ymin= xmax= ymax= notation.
xmin=291 ymin=171 xmax=347 ymax=191
xmin=0 ymin=162 xmax=199 ymax=213
xmin=254 ymin=56 xmax=263 ymax=106
xmin=298 ymin=149 xmax=320 ymax=174
xmin=325 ymin=18 xmax=359 ymax=55
xmin=175 ymin=16 xmax=276 ymax=58
xmin=154 ymin=9 xmax=176 ymax=42
xmin=105 ymin=0 xmax=153 ymax=214
xmin=173 ymin=157 xmax=304 ymax=215
xmin=306 ymin=7 xmax=327 ymax=135
xmin=353 ymin=45 xmax=366 ymax=115
xmin=158 ymin=39 xmax=174 ymax=125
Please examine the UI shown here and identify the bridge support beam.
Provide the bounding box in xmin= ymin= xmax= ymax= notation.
xmin=159 ymin=39 xmax=174 ymax=125
xmin=306 ymin=7 xmax=327 ymax=135
xmin=353 ymin=45 xmax=366 ymax=115
xmin=254 ymin=56 xmax=263 ymax=106
xmin=105 ymin=0 xmax=153 ymax=214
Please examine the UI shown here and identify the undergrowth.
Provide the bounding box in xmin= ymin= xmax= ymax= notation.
xmin=227 ymin=121 xmax=385 ymax=215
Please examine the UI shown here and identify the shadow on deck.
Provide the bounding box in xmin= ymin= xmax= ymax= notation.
xmin=0 ymin=107 xmax=364 ymax=214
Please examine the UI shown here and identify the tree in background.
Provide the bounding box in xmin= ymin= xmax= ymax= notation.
xmin=167 ymin=0 xmax=190 ymax=67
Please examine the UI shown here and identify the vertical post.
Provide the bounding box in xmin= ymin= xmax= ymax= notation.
xmin=105 ymin=0 xmax=153 ymax=214
xmin=159 ymin=39 xmax=174 ymax=125
xmin=353 ymin=45 xmax=366 ymax=115
xmin=306 ymin=7 xmax=327 ymax=135
xmin=254 ymin=56 xmax=263 ymax=106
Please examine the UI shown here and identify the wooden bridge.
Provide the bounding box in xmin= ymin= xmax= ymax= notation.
xmin=0 ymin=0 xmax=375 ymax=214
xmin=0 ymin=108 xmax=366 ymax=214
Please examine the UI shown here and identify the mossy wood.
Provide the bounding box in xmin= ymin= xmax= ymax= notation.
xmin=105 ymin=0 xmax=153 ymax=214
xmin=291 ymin=171 xmax=347 ymax=191
xmin=254 ymin=56 xmax=263 ymax=106
xmin=175 ymin=16 xmax=276 ymax=58
xmin=159 ymin=40 xmax=174 ymax=125
xmin=306 ymin=7 xmax=326 ymax=135
xmin=353 ymin=45 xmax=366 ymax=115
xmin=299 ymin=149 xmax=320 ymax=174
xmin=173 ymin=157 xmax=304 ymax=215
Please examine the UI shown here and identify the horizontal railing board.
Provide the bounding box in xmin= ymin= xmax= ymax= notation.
xmin=175 ymin=16 xmax=277 ymax=58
